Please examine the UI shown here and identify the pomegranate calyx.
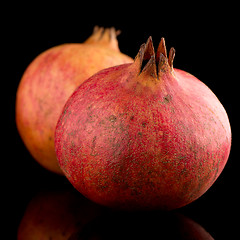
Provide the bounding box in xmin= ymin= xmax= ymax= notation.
xmin=84 ymin=26 xmax=120 ymax=52
xmin=135 ymin=37 xmax=175 ymax=79
xmin=157 ymin=38 xmax=175 ymax=72
xmin=138 ymin=37 xmax=158 ymax=79
xmin=156 ymin=37 xmax=167 ymax=60
xmin=168 ymin=47 xmax=176 ymax=69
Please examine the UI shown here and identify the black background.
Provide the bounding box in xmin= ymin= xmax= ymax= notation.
xmin=4 ymin=2 xmax=238 ymax=239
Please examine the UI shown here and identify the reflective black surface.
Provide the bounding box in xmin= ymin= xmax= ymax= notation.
xmin=5 ymin=3 xmax=238 ymax=239
xmin=17 ymin=185 xmax=215 ymax=240
xmin=10 ymin=154 xmax=238 ymax=239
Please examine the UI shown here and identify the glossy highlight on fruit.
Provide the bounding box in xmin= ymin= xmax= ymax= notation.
xmin=16 ymin=27 xmax=133 ymax=174
xmin=55 ymin=37 xmax=231 ymax=210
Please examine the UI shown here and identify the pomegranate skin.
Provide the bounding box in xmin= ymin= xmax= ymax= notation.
xmin=55 ymin=37 xmax=231 ymax=210
xmin=16 ymin=27 xmax=133 ymax=174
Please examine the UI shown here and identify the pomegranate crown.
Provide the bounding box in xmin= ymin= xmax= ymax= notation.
xmin=135 ymin=37 xmax=176 ymax=78
xmin=84 ymin=26 xmax=121 ymax=52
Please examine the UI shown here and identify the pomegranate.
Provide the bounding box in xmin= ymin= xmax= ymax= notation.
xmin=55 ymin=37 xmax=231 ymax=210
xmin=16 ymin=27 xmax=133 ymax=174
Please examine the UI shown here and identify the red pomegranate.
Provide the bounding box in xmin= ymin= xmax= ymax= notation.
xmin=55 ymin=37 xmax=231 ymax=210
xmin=16 ymin=27 xmax=133 ymax=174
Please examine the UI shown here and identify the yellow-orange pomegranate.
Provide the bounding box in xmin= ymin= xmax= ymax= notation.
xmin=16 ymin=27 xmax=133 ymax=174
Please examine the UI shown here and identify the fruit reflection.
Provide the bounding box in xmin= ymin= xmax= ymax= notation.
xmin=17 ymin=189 xmax=103 ymax=240
xmin=69 ymin=210 xmax=214 ymax=240
xmin=18 ymin=188 xmax=214 ymax=240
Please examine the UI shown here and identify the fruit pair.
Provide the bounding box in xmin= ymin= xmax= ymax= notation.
xmin=16 ymin=27 xmax=231 ymax=210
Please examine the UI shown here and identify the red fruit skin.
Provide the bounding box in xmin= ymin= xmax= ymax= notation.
xmin=55 ymin=38 xmax=231 ymax=210
xmin=16 ymin=27 xmax=133 ymax=174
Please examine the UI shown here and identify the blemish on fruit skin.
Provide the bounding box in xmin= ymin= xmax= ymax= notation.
xmin=91 ymin=136 xmax=97 ymax=149
xmin=163 ymin=94 xmax=172 ymax=104
xmin=109 ymin=115 xmax=117 ymax=122
xmin=158 ymin=94 xmax=172 ymax=105
xmin=90 ymin=136 xmax=99 ymax=156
